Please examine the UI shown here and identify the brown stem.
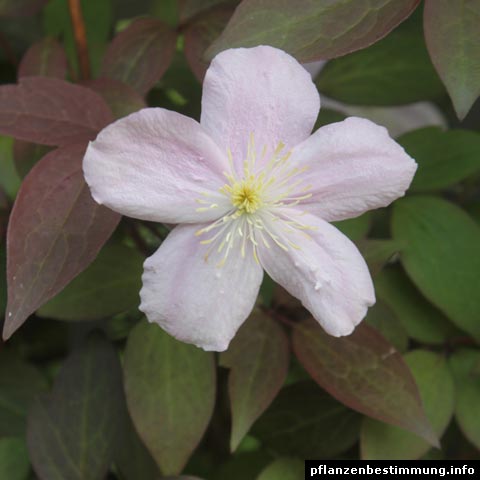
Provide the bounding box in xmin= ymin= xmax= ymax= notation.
xmin=68 ymin=0 xmax=90 ymax=80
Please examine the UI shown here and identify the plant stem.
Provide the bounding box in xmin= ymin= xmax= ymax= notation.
xmin=68 ymin=0 xmax=90 ymax=80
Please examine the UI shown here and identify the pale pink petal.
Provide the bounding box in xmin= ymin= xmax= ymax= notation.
xmin=257 ymin=209 xmax=375 ymax=336
xmin=140 ymin=224 xmax=264 ymax=351
xmin=290 ymin=117 xmax=417 ymax=221
xmin=201 ymin=46 xmax=320 ymax=173
xmin=84 ymin=108 xmax=231 ymax=224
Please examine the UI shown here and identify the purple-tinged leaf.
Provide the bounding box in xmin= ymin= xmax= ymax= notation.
xmin=13 ymin=140 xmax=51 ymax=178
xmin=0 ymin=0 xmax=47 ymax=17
xmin=18 ymin=37 xmax=68 ymax=79
xmin=206 ymin=0 xmax=420 ymax=62
xmin=100 ymin=18 xmax=176 ymax=95
xmin=424 ymin=0 xmax=480 ymax=119
xmin=3 ymin=143 xmax=120 ymax=340
xmin=124 ymin=321 xmax=216 ymax=475
xmin=361 ymin=350 xmax=454 ymax=459
xmin=184 ymin=5 xmax=234 ymax=81
xmin=0 ymin=77 xmax=113 ymax=146
xmin=84 ymin=78 xmax=146 ymax=119
xmin=292 ymin=318 xmax=438 ymax=446
xmin=27 ymin=334 xmax=124 ymax=480
xmin=220 ymin=311 xmax=289 ymax=451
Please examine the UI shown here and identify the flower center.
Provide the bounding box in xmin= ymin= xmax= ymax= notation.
xmin=230 ymin=177 xmax=263 ymax=214
xmin=195 ymin=133 xmax=315 ymax=266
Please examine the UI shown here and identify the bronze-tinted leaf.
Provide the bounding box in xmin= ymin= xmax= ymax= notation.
xmin=292 ymin=319 xmax=437 ymax=446
xmin=101 ymin=18 xmax=176 ymax=95
xmin=0 ymin=77 xmax=113 ymax=146
xmin=3 ymin=143 xmax=120 ymax=339
xmin=179 ymin=0 xmax=234 ymax=22
xmin=18 ymin=37 xmax=68 ymax=79
xmin=220 ymin=311 xmax=289 ymax=451
xmin=361 ymin=350 xmax=454 ymax=459
xmin=0 ymin=0 xmax=47 ymax=17
xmin=207 ymin=0 xmax=420 ymax=62
xmin=184 ymin=5 xmax=234 ymax=81
xmin=84 ymin=78 xmax=146 ymax=119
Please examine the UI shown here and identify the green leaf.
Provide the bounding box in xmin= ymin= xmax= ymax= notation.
xmin=114 ymin=405 xmax=161 ymax=480
xmin=151 ymin=0 xmax=179 ymax=27
xmin=449 ymin=349 xmax=480 ymax=450
xmin=398 ymin=127 xmax=480 ymax=192
xmin=0 ymin=136 xmax=21 ymax=200
xmin=252 ymin=381 xmax=361 ymax=458
xmin=0 ymin=437 xmax=29 ymax=480
xmin=424 ymin=0 xmax=480 ymax=119
xmin=124 ymin=320 xmax=216 ymax=475
xmin=361 ymin=350 xmax=455 ymax=459
xmin=220 ymin=311 xmax=289 ymax=451
xmin=27 ymin=334 xmax=124 ymax=480
xmin=0 ymin=351 xmax=47 ymax=437
xmin=207 ymin=0 xmax=420 ymax=62
xmin=375 ymin=266 xmax=456 ymax=345
xmin=358 ymin=239 xmax=403 ymax=276
xmin=364 ymin=301 xmax=408 ymax=353
xmin=13 ymin=140 xmax=51 ymax=179
xmin=292 ymin=319 xmax=437 ymax=446
xmin=317 ymin=12 xmax=444 ymax=105
xmin=313 ymin=108 xmax=347 ymax=130
xmin=44 ymin=0 xmax=112 ymax=75
xmin=332 ymin=212 xmax=371 ymax=242
xmin=37 ymin=244 xmax=143 ymax=321
xmin=257 ymin=457 xmax=303 ymax=480
xmin=213 ymin=451 xmax=272 ymax=480
xmin=392 ymin=196 xmax=480 ymax=340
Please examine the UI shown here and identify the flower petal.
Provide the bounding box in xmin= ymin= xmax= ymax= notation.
xmin=83 ymin=108 xmax=231 ymax=223
xmin=291 ymin=117 xmax=417 ymax=221
xmin=257 ymin=210 xmax=375 ymax=336
xmin=201 ymin=46 xmax=320 ymax=173
xmin=140 ymin=224 xmax=264 ymax=351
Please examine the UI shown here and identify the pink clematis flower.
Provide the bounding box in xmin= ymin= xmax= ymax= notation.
xmin=83 ymin=46 xmax=416 ymax=351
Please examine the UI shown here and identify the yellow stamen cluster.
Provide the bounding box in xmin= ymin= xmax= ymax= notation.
xmin=228 ymin=176 xmax=264 ymax=214
xmin=195 ymin=133 xmax=315 ymax=266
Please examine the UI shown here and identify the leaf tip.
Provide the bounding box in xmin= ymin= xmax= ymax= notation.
xmin=414 ymin=417 xmax=440 ymax=449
